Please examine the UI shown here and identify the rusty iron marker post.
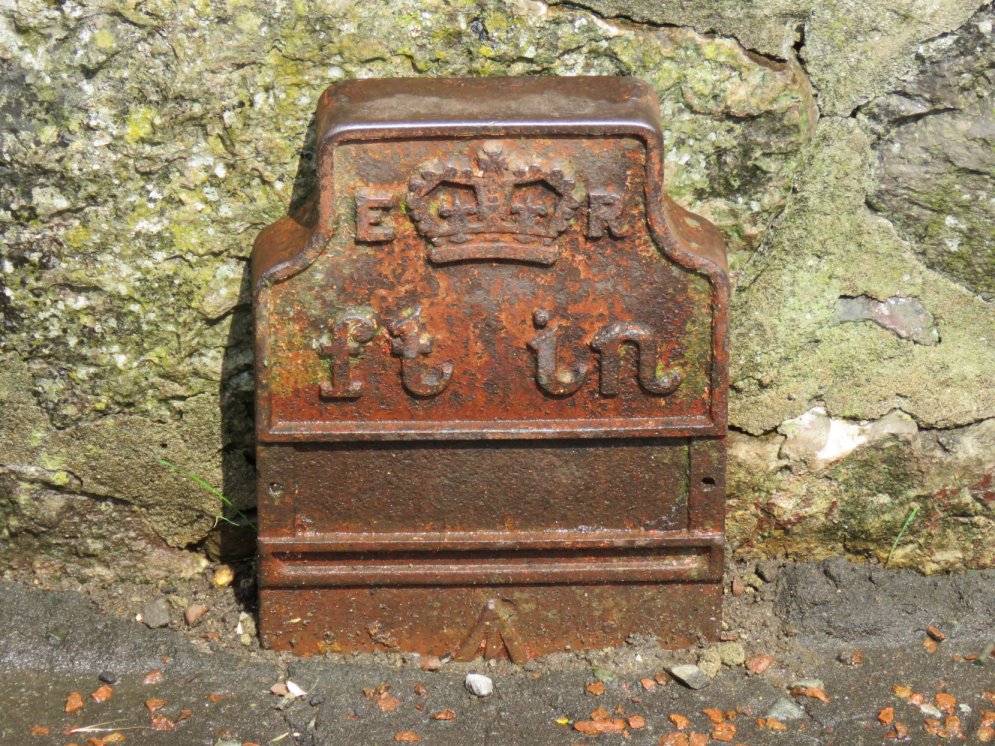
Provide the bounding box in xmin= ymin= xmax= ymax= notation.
xmin=253 ymin=77 xmax=728 ymax=660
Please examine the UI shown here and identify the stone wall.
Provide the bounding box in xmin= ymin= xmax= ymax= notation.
xmin=1 ymin=0 xmax=992 ymax=581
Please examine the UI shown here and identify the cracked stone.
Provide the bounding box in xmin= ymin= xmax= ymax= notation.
xmin=548 ymin=0 xmax=982 ymax=114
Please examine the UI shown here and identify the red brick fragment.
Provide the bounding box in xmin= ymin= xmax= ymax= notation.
xmin=711 ymin=722 xmax=736 ymax=741
xmin=90 ymin=685 xmax=113 ymax=703
xmin=573 ymin=719 xmax=626 ymax=735
xmin=65 ymin=691 xmax=84 ymax=714
xmin=745 ymin=654 xmax=773 ymax=675
xmin=143 ymin=669 xmax=164 ymax=685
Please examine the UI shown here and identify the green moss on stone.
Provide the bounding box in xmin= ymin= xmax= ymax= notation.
xmin=124 ymin=106 xmax=157 ymax=144
xmin=2 ymin=0 xmax=990 ymax=579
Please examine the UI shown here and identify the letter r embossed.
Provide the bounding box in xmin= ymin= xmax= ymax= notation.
xmin=587 ymin=187 xmax=628 ymax=239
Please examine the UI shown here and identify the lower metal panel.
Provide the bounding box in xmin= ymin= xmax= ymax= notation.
xmin=260 ymin=581 xmax=722 ymax=660
xmin=256 ymin=438 xmax=725 ymax=660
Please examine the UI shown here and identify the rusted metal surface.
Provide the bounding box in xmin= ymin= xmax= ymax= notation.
xmin=253 ymin=76 xmax=729 ymax=659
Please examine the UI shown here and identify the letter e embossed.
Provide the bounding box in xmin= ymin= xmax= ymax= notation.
xmin=355 ymin=189 xmax=395 ymax=242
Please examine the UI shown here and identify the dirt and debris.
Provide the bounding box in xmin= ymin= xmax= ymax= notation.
xmin=1 ymin=556 xmax=994 ymax=744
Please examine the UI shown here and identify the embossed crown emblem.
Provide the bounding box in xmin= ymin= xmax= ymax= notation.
xmin=406 ymin=145 xmax=581 ymax=266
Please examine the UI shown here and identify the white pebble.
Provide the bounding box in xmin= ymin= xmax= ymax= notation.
xmin=465 ymin=673 xmax=493 ymax=697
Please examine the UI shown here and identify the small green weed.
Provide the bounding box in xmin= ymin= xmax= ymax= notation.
xmin=886 ymin=504 xmax=919 ymax=567
xmin=157 ymin=458 xmax=257 ymax=531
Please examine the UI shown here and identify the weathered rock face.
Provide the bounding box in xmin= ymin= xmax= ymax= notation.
xmin=0 ymin=0 xmax=991 ymax=580
xmin=729 ymin=417 xmax=995 ymax=572
xmin=549 ymin=0 xmax=985 ymax=115
xmin=730 ymin=118 xmax=995 ymax=434
xmin=862 ymin=8 xmax=994 ymax=300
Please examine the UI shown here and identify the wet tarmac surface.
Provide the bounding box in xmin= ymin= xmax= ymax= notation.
xmin=1 ymin=559 xmax=993 ymax=745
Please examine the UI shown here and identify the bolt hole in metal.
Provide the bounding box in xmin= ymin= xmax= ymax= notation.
xmin=701 ymin=476 xmax=716 ymax=487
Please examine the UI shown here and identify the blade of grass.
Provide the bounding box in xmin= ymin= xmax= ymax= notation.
xmin=886 ymin=505 xmax=919 ymax=567
xmin=157 ymin=458 xmax=257 ymax=530
xmin=66 ymin=721 xmax=145 ymax=733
